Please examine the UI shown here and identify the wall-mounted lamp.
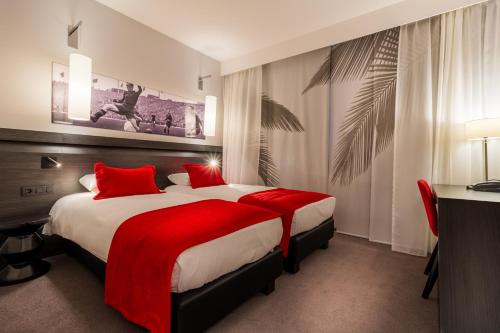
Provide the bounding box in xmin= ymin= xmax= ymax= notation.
xmin=68 ymin=53 xmax=92 ymax=121
xmin=41 ymin=156 xmax=62 ymax=169
xmin=198 ymin=75 xmax=212 ymax=91
xmin=204 ymin=96 xmax=217 ymax=137
xmin=67 ymin=21 xmax=92 ymax=121
xmin=68 ymin=21 xmax=82 ymax=49
xmin=206 ymin=153 xmax=221 ymax=168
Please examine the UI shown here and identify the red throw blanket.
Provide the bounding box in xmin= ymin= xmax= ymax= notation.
xmin=238 ymin=188 xmax=332 ymax=257
xmin=104 ymin=199 xmax=281 ymax=333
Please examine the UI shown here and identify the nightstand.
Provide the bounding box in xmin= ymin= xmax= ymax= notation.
xmin=0 ymin=214 xmax=51 ymax=286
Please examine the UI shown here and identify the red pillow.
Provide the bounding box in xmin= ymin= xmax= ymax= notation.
xmin=183 ymin=163 xmax=226 ymax=189
xmin=93 ymin=162 xmax=161 ymax=200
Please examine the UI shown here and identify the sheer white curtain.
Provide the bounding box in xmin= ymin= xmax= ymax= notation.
xmin=392 ymin=17 xmax=440 ymax=256
xmin=393 ymin=0 xmax=500 ymax=256
xmin=222 ymin=67 xmax=262 ymax=184
xmin=433 ymin=1 xmax=500 ymax=184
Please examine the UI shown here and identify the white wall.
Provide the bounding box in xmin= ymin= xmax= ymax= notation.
xmin=0 ymin=0 xmax=223 ymax=146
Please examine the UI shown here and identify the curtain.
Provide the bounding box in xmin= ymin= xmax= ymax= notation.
xmin=259 ymin=29 xmax=400 ymax=243
xmin=393 ymin=0 xmax=500 ymax=256
xmin=221 ymin=0 xmax=500 ymax=256
xmin=392 ymin=17 xmax=441 ymax=256
xmin=325 ymin=29 xmax=400 ymax=243
xmin=260 ymin=48 xmax=330 ymax=192
xmin=433 ymin=1 xmax=500 ymax=184
xmin=222 ymin=66 xmax=262 ymax=184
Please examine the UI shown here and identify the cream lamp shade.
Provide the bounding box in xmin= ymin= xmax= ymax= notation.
xmin=465 ymin=118 xmax=500 ymax=140
xmin=204 ymin=96 xmax=217 ymax=136
xmin=68 ymin=53 xmax=92 ymax=121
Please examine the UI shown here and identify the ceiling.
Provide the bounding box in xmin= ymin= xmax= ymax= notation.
xmin=95 ymin=0 xmax=405 ymax=62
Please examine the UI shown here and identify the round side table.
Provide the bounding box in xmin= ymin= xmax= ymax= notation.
xmin=0 ymin=214 xmax=51 ymax=286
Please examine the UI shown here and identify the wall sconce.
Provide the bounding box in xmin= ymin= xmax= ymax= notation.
xmin=206 ymin=154 xmax=221 ymax=168
xmin=68 ymin=21 xmax=82 ymax=49
xmin=204 ymin=96 xmax=217 ymax=137
xmin=67 ymin=21 xmax=92 ymax=121
xmin=41 ymin=156 xmax=62 ymax=169
xmin=198 ymin=74 xmax=212 ymax=90
xmin=68 ymin=53 xmax=92 ymax=121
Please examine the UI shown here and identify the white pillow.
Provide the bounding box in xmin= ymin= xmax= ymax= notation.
xmin=79 ymin=174 xmax=98 ymax=192
xmin=167 ymin=173 xmax=191 ymax=186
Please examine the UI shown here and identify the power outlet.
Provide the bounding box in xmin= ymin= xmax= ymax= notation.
xmin=21 ymin=185 xmax=53 ymax=197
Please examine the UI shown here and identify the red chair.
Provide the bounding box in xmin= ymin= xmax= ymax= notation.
xmin=417 ymin=179 xmax=438 ymax=299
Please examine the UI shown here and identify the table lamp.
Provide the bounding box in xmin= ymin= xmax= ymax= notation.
xmin=465 ymin=118 xmax=500 ymax=181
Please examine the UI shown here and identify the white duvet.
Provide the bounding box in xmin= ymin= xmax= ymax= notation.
xmin=166 ymin=184 xmax=336 ymax=236
xmin=44 ymin=192 xmax=282 ymax=293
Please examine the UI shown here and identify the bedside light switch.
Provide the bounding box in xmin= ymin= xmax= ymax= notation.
xmin=21 ymin=185 xmax=53 ymax=197
xmin=21 ymin=186 xmax=35 ymax=197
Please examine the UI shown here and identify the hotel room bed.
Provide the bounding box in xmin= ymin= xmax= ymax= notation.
xmin=45 ymin=191 xmax=284 ymax=332
xmin=166 ymin=184 xmax=336 ymax=273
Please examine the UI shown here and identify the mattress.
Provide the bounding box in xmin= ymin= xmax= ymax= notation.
xmin=166 ymin=184 xmax=336 ymax=236
xmin=44 ymin=192 xmax=282 ymax=293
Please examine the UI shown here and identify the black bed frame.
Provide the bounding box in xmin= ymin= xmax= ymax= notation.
xmin=62 ymin=218 xmax=335 ymax=331
xmin=62 ymin=218 xmax=334 ymax=331
xmin=285 ymin=218 xmax=335 ymax=273
xmin=0 ymin=129 xmax=335 ymax=332
xmin=61 ymin=220 xmax=334 ymax=332
xmin=65 ymin=239 xmax=282 ymax=333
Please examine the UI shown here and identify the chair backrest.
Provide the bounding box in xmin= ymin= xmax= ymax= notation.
xmin=417 ymin=179 xmax=438 ymax=237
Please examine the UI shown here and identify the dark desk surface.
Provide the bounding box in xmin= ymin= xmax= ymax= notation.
xmin=433 ymin=184 xmax=500 ymax=203
xmin=434 ymin=184 xmax=500 ymax=333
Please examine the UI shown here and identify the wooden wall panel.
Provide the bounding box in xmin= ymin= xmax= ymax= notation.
xmin=0 ymin=129 xmax=222 ymax=222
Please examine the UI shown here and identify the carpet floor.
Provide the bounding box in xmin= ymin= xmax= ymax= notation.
xmin=0 ymin=234 xmax=438 ymax=333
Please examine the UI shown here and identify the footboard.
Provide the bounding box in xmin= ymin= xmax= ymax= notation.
xmin=65 ymin=239 xmax=282 ymax=333
xmin=284 ymin=218 xmax=335 ymax=273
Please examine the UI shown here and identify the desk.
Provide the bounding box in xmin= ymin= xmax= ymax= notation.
xmin=434 ymin=185 xmax=500 ymax=333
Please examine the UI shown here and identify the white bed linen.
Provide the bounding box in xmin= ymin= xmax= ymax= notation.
xmin=44 ymin=192 xmax=282 ymax=293
xmin=166 ymin=184 xmax=336 ymax=236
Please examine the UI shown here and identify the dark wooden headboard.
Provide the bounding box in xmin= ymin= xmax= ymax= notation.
xmin=0 ymin=128 xmax=222 ymax=221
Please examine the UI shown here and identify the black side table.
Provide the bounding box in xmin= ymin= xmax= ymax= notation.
xmin=0 ymin=214 xmax=51 ymax=286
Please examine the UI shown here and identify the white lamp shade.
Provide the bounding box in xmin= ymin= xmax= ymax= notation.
xmin=465 ymin=118 xmax=500 ymax=140
xmin=68 ymin=54 xmax=92 ymax=121
xmin=204 ymin=95 xmax=217 ymax=136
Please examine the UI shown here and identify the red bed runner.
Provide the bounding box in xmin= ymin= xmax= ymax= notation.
xmin=104 ymin=199 xmax=281 ymax=333
xmin=238 ymin=188 xmax=331 ymax=257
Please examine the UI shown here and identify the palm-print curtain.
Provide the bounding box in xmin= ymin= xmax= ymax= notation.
xmin=260 ymin=48 xmax=330 ymax=193
xmin=328 ymin=28 xmax=399 ymax=243
xmin=260 ymin=28 xmax=399 ymax=243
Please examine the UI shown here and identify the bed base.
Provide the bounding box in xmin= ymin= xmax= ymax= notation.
xmin=64 ymin=240 xmax=283 ymax=333
xmin=284 ymin=218 xmax=334 ymax=274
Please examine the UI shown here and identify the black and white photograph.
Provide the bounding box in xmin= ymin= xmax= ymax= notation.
xmin=51 ymin=63 xmax=206 ymax=139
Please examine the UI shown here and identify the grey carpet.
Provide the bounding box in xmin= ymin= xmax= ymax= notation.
xmin=0 ymin=234 xmax=438 ymax=333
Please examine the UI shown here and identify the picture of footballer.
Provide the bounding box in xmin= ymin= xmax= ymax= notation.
xmin=51 ymin=63 xmax=206 ymax=139
xmin=91 ymin=82 xmax=144 ymax=131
